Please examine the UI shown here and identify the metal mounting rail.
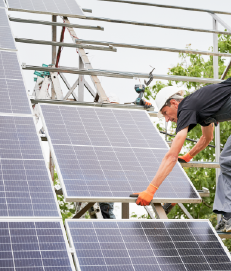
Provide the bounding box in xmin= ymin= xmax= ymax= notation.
xmin=82 ymin=16 xmax=231 ymax=36
xmin=15 ymin=38 xmax=116 ymax=52
xmin=23 ymin=65 xmax=223 ymax=84
xmin=9 ymin=17 xmax=104 ymax=30
xmin=180 ymin=161 xmax=220 ymax=168
xmin=73 ymin=39 xmax=231 ymax=57
xmin=217 ymin=232 xmax=231 ymax=239
xmin=31 ymin=98 xmax=155 ymax=110
xmin=97 ymin=0 xmax=231 ymax=16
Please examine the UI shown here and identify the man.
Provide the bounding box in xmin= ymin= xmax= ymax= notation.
xmin=130 ymin=79 xmax=231 ymax=232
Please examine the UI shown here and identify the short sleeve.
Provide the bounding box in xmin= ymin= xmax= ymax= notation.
xmin=176 ymin=110 xmax=198 ymax=134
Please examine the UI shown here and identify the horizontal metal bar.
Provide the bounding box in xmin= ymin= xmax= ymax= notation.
xmin=15 ymin=38 xmax=116 ymax=52
xmin=83 ymin=15 xmax=231 ymax=35
xmin=217 ymin=232 xmax=231 ymax=239
xmin=197 ymin=190 xmax=210 ymax=198
xmin=75 ymin=38 xmax=231 ymax=57
xmin=65 ymin=196 xmax=202 ymax=204
xmin=8 ymin=7 xmax=86 ymax=19
xmin=98 ymin=0 xmax=231 ymax=16
xmin=23 ymin=65 xmax=223 ymax=84
xmin=82 ymin=8 xmax=92 ymax=13
xmin=9 ymin=17 xmax=104 ymax=31
xmin=160 ymin=131 xmax=222 ymax=150
xmin=30 ymin=98 xmax=155 ymax=111
xmin=180 ymin=161 xmax=220 ymax=168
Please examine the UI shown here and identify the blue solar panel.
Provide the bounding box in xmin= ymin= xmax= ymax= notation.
xmin=7 ymin=0 xmax=84 ymax=17
xmin=0 ymin=115 xmax=60 ymax=217
xmin=0 ymin=51 xmax=31 ymax=114
xmin=40 ymin=104 xmax=200 ymax=203
xmin=66 ymin=220 xmax=231 ymax=271
xmin=0 ymin=9 xmax=16 ymax=50
xmin=0 ymin=220 xmax=74 ymax=270
xmin=0 ymin=0 xmax=5 ymax=8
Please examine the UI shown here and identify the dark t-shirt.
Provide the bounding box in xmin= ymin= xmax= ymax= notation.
xmin=176 ymin=78 xmax=231 ymax=134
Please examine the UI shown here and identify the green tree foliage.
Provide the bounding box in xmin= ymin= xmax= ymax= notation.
xmin=145 ymin=34 xmax=231 ymax=250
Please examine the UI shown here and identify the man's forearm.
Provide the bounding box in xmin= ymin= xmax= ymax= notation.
xmin=189 ymin=135 xmax=211 ymax=157
xmin=151 ymin=154 xmax=178 ymax=188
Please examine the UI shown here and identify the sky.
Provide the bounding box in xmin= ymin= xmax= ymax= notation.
xmin=7 ymin=0 xmax=231 ymax=218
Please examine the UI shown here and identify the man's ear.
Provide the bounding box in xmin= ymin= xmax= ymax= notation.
xmin=170 ymin=99 xmax=179 ymax=108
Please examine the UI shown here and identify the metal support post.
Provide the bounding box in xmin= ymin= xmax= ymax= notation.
xmin=51 ymin=15 xmax=56 ymax=99
xmin=49 ymin=151 xmax=54 ymax=182
xmin=78 ymin=56 xmax=84 ymax=101
xmin=122 ymin=203 xmax=129 ymax=219
xmin=151 ymin=203 xmax=168 ymax=219
xmin=213 ymin=18 xmax=221 ymax=223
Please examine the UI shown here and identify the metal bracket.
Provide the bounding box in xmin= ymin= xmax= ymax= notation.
xmin=178 ymin=203 xmax=193 ymax=219
xmin=151 ymin=203 xmax=168 ymax=219
xmin=72 ymin=202 xmax=95 ymax=219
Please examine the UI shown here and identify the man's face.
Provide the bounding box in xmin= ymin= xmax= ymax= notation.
xmin=161 ymin=100 xmax=179 ymax=123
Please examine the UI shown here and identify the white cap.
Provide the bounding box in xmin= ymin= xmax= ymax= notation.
xmin=155 ymin=86 xmax=185 ymax=118
xmin=108 ymin=94 xmax=120 ymax=104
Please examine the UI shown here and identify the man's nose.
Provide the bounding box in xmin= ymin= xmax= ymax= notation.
xmin=165 ymin=115 xmax=170 ymax=122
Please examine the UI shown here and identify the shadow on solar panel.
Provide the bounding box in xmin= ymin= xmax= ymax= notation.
xmin=40 ymin=104 xmax=201 ymax=204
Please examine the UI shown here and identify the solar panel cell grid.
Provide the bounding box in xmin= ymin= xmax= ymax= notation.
xmin=0 ymin=51 xmax=31 ymax=114
xmin=7 ymin=0 xmax=84 ymax=17
xmin=0 ymin=115 xmax=60 ymax=217
xmin=0 ymin=221 xmax=73 ymax=270
xmin=0 ymin=9 xmax=16 ymax=50
xmin=66 ymin=220 xmax=231 ymax=271
xmin=40 ymin=104 xmax=200 ymax=202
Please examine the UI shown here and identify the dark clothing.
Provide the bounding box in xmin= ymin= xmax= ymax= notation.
xmin=176 ymin=78 xmax=231 ymax=134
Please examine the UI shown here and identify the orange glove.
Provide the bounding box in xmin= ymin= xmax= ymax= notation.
xmin=178 ymin=152 xmax=194 ymax=163
xmin=130 ymin=184 xmax=158 ymax=206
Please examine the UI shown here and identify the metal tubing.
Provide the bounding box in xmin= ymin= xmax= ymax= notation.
xmin=78 ymin=56 xmax=84 ymax=101
xmin=15 ymin=38 xmax=117 ymax=52
xmin=178 ymin=203 xmax=194 ymax=219
xmin=84 ymin=15 xmax=231 ymax=36
xmin=180 ymin=161 xmax=220 ymax=169
xmin=74 ymin=38 xmax=231 ymax=57
xmin=221 ymin=60 xmax=231 ymax=79
xmin=9 ymin=17 xmax=104 ymax=30
xmin=82 ymin=8 xmax=92 ymax=13
xmin=73 ymin=202 xmax=95 ymax=219
xmin=122 ymin=203 xmax=129 ymax=219
xmin=213 ymin=18 xmax=221 ymax=223
xmin=97 ymin=0 xmax=231 ymax=16
xmin=22 ymin=65 xmax=223 ymax=84
xmin=210 ymin=13 xmax=231 ymax=32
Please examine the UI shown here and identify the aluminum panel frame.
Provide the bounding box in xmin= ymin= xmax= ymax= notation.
xmin=39 ymin=103 xmax=201 ymax=204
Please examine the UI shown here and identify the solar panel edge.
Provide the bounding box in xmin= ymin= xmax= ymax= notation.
xmin=7 ymin=7 xmax=86 ymax=18
xmin=39 ymin=104 xmax=70 ymax=202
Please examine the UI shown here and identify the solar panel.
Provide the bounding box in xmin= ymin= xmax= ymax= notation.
xmin=0 ymin=115 xmax=60 ymax=217
xmin=66 ymin=219 xmax=231 ymax=271
xmin=0 ymin=50 xmax=31 ymax=114
xmin=0 ymin=9 xmax=17 ymax=51
xmin=7 ymin=0 xmax=85 ymax=18
xmin=0 ymin=219 xmax=74 ymax=271
xmin=0 ymin=0 xmax=6 ymax=8
xmin=40 ymin=104 xmax=201 ymax=203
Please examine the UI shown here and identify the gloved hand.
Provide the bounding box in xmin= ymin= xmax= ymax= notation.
xmin=178 ymin=152 xmax=194 ymax=163
xmin=140 ymin=99 xmax=152 ymax=109
xmin=130 ymin=183 xmax=158 ymax=206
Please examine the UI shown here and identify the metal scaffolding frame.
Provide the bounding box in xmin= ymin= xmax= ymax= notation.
xmin=10 ymin=1 xmax=231 ymax=224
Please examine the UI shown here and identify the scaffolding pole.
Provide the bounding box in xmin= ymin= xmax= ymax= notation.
xmin=22 ymin=65 xmax=223 ymax=84
xmin=83 ymin=15 xmax=231 ymax=36
xmin=213 ymin=18 xmax=221 ymax=223
xmin=97 ymin=0 xmax=231 ymax=15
